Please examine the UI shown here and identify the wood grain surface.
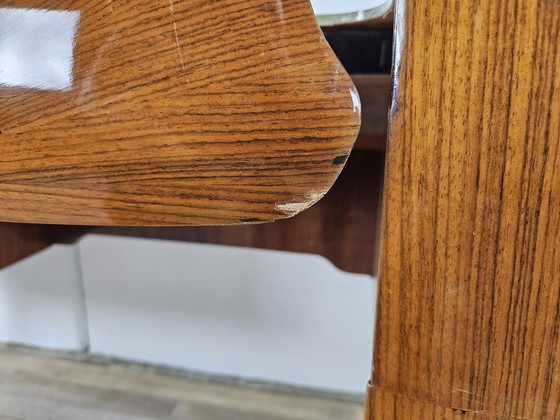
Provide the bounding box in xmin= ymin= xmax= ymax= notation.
xmin=0 ymin=0 xmax=359 ymax=225
xmin=370 ymin=0 xmax=560 ymax=419
xmin=48 ymin=150 xmax=385 ymax=275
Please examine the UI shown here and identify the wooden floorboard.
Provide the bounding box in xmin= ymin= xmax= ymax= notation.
xmin=0 ymin=349 xmax=363 ymax=420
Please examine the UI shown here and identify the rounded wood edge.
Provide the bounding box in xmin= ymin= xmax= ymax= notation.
xmin=0 ymin=0 xmax=361 ymax=226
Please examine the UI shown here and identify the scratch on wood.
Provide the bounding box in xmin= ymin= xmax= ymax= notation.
xmin=0 ymin=0 xmax=360 ymax=226
xmin=168 ymin=0 xmax=188 ymax=76
xmin=275 ymin=188 xmax=329 ymax=217
xmin=374 ymin=385 xmax=537 ymax=419
xmin=452 ymin=389 xmax=486 ymax=411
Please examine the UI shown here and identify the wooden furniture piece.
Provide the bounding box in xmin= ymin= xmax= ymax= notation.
xmin=0 ymin=1 xmax=393 ymax=274
xmin=47 ymin=149 xmax=385 ymax=275
xmin=368 ymin=0 xmax=560 ymax=418
xmin=0 ymin=0 xmax=359 ymax=225
xmin=8 ymin=1 xmax=560 ymax=417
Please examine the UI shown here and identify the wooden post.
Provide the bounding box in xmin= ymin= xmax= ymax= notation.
xmin=369 ymin=0 xmax=560 ymax=418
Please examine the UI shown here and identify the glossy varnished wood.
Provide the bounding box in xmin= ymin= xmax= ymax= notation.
xmin=0 ymin=0 xmax=359 ymax=225
xmin=371 ymin=0 xmax=560 ymax=418
xmin=48 ymin=150 xmax=385 ymax=275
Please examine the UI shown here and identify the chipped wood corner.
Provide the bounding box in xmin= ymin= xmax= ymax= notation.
xmin=0 ymin=0 xmax=360 ymax=226
xmin=275 ymin=188 xmax=330 ymax=218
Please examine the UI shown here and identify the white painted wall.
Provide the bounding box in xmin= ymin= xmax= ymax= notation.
xmin=0 ymin=245 xmax=87 ymax=350
xmin=0 ymin=235 xmax=376 ymax=395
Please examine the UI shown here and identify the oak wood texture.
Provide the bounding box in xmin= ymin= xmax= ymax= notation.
xmin=47 ymin=150 xmax=385 ymax=275
xmin=370 ymin=0 xmax=560 ymax=418
xmin=367 ymin=385 xmax=494 ymax=419
xmin=0 ymin=0 xmax=359 ymax=225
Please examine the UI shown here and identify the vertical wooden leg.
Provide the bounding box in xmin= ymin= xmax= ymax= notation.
xmin=369 ymin=0 xmax=560 ymax=418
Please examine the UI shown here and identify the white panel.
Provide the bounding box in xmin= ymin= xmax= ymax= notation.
xmin=0 ymin=245 xmax=87 ymax=350
xmin=80 ymin=235 xmax=375 ymax=394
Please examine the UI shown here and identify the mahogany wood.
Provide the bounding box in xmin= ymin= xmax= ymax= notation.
xmin=0 ymin=0 xmax=359 ymax=225
xmin=370 ymin=0 xmax=560 ymax=418
xmin=0 ymin=223 xmax=50 ymax=268
xmin=352 ymin=75 xmax=390 ymax=151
